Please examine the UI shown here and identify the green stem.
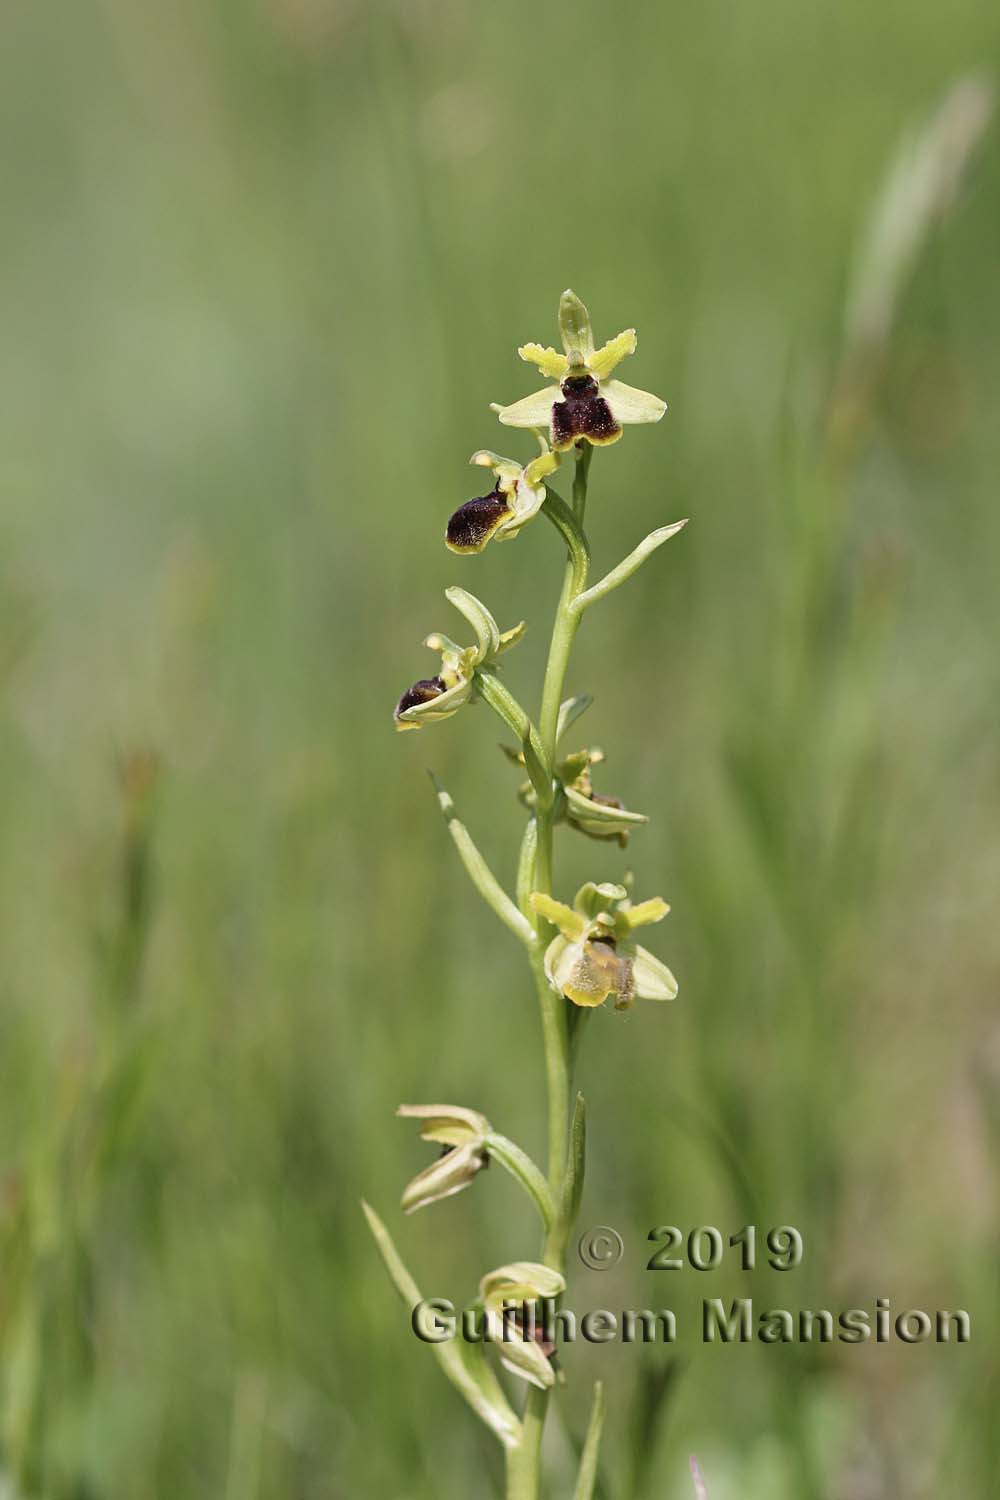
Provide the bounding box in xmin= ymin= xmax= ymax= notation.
xmin=507 ymin=1389 xmax=548 ymax=1500
xmin=532 ymin=949 xmax=570 ymax=1205
xmin=506 ymin=445 xmax=593 ymax=1500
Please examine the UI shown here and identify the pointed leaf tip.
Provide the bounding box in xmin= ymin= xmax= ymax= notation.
xmin=572 ymin=1380 xmax=606 ymax=1500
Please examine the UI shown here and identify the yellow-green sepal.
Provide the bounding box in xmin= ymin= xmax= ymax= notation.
xmin=632 ymin=945 xmax=678 ymax=1001
xmin=558 ymin=289 xmax=595 ymax=362
xmin=563 ymin=785 xmax=649 ymax=839
xmin=445 ymin=585 xmax=500 ymax=659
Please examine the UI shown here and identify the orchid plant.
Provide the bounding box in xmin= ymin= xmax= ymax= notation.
xmin=364 ymin=290 xmax=687 ymax=1499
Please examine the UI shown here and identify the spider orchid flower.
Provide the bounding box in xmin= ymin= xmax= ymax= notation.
xmin=480 ymin=1262 xmax=566 ymax=1389
xmin=446 ymin=441 xmax=559 ymax=554
xmin=530 ymin=880 xmax=677 ymax=1010
xmin=495 ymin=289 xmax=666 ymax=452
xmin=397 ymin=1104 xmax=492 ymax=1213
xmin=503 ymin=743 xmax=648 ymax=847
xmin=394 ymin=587 xmax=524 ymax=732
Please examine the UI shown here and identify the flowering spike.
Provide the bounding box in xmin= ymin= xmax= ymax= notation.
xmin=385 ymin=287 xmax=682 ymax=1490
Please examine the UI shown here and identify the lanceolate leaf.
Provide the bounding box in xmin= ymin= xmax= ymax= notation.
xmin=572 ymin=1381 xmax=606 ymax=1500
xmin=361 ymin=1202 xmax=521 ymax=1450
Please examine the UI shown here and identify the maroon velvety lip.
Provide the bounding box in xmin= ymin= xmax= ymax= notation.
xmin=395 ymin=676 xmax=446 ymax=717
xmin=446 ymin=486 xmax=512 ymax=553
xmin=552 ymin=374 xmax=620 ymax=448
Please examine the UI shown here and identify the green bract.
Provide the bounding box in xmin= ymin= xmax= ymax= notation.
xmin=394 ymin=587 xmax=525 ymax=732
xmin=446 ymin=441 xmax=559 ymax=554
xmin=530 ymin=881 xmax=677 ymax=1010
xmin=496 ymin=289 xmax=666 ymax=453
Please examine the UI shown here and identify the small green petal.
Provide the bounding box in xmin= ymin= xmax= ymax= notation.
xmin=623 ymin=896 xmax=669 ymax=929
xmin=523 ymin=447 xmax=560 ymax=488
xmin=588 ymin=328 xmax=637 ymax=379
xmin=496 ymin=620 xmax=527 ymax=654
xmin=518 ymin=343 xmax=570 ymax=380
xmin=529 ymin=892 xmax=588 ymax=939
xmin=469 ymin=449 xmax=522 ymax=488
xmin=423 ymin=631 xmax=463 ymax=657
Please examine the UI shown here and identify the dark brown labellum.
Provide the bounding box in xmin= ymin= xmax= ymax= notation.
xmin=552 ymin=374 xmax=620 ymax=450
xmin=446 ymin=486 xmax=512 ymax=553
xmin=437 ymin=1144 xmax=490 ymax=1170
xmin=395 ymin=676 xmax=446 ymax=717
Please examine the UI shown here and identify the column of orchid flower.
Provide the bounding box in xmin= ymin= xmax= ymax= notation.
xmin=364 ymin=291 xmax=686 ymax=1500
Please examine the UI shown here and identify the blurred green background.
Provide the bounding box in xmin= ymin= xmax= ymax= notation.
xmin=1 ymin=1 xmax=999 ymax=1496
